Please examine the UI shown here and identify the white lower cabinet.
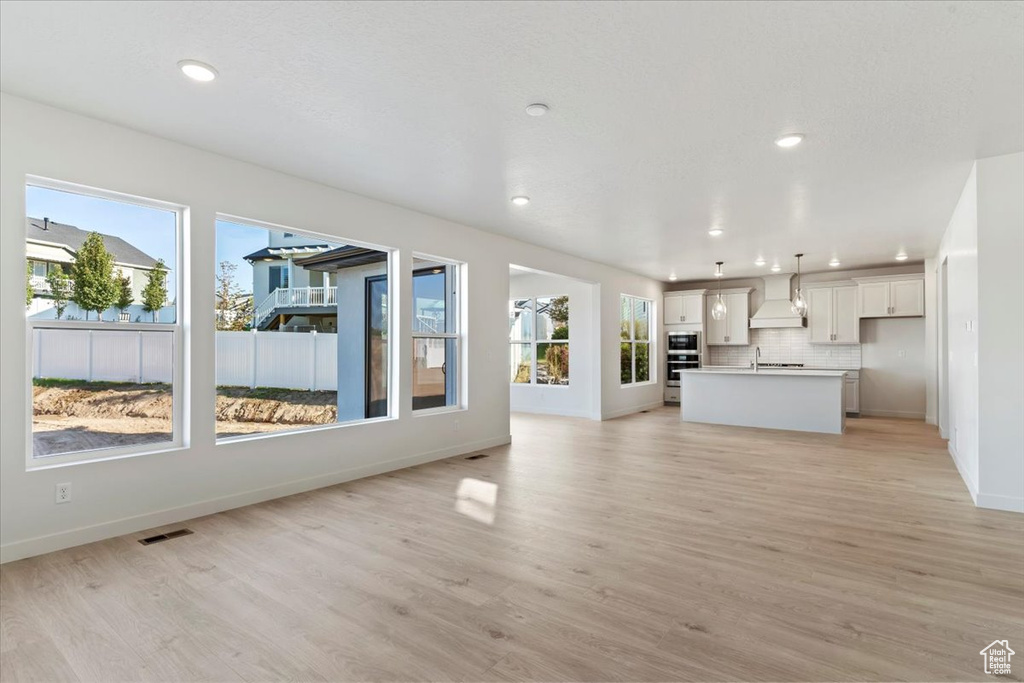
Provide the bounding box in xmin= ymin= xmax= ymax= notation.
xmin=845 ymin=371 xmax=860 ymax=415
xmin=665 ymin=386 xmax=681 ymax=404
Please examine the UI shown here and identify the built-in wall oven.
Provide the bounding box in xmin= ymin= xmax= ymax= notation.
xmin=667 ymin=331 xmax=701 ymax=387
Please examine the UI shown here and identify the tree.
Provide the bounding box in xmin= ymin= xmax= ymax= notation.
xmin=45 ymin=265 xmax=72 ymax=320
xmin=70 ymin=232 xmax=117 ymax=321
xmin=114 ymin=273 xmax=134 ymax=319
xmin=26 ymin=262 xmax=33 ymax=307
xmin=141 ymin=259 xmax=169 ymax=322
xmin=215 ymin=261 xmax=250 ymax=331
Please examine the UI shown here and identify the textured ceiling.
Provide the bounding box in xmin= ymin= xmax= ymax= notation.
xmin=2 ymin=1 xmax=1021 ymax=281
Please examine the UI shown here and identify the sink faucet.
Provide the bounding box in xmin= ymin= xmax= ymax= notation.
xmin=753 ymin=346 xmax=761 ymax=372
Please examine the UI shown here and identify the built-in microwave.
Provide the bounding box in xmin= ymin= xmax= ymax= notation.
xmin=667 ymin=331 xmax=701 ymax=353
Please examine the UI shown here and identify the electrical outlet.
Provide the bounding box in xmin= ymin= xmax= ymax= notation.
xmin=55 ymin=482 xmax=71 ymax=504
xmin=898 ymin=349 xmax=906 ymax=358
xmin=454 ymin=420 xmax=460 ymax=432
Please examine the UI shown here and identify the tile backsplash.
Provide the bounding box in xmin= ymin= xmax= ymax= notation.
xmin=707 ymin=328 xmax=861 ymax=369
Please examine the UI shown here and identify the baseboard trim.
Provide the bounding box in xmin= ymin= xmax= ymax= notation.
xmin=860 ymin=409 xmax=927 ymax=419
xmin=976 ymin=492 xmax=1024 ymax=513
xmin=603 ymin=400 xmax=666 ymax=421
xmin=510 ymin=406 xmax=598 ymax=420
xmin=0 ymin=434 xmax=512 ymax=564
xmin=948 ymin=442 xmax=979 ymax=504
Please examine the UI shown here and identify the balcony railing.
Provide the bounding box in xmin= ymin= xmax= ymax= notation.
xmin=254 ymin=286 xmax=338 ymax=327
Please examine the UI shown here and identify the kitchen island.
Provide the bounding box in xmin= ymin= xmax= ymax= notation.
xmin=680 ymin=367 xmax=847 ymax=434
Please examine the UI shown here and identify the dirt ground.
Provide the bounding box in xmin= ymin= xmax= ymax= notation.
xmin=32 ymin=383 xmax=339 ymax=456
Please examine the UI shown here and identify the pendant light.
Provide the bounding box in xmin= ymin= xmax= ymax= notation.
xmin=791 ymin=253 xmax=808 ymax=317
xmin=711 ymin=262 xmax=727 ymax=321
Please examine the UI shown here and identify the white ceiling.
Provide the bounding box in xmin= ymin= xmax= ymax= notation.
xmin=2 ymin=1 xmax=1021 ymax=281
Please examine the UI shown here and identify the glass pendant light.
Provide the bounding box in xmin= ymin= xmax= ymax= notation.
xmin=791 ymin=253 xmax=808 ymax=316
xmin=711 ymin=261 xmax=727 ymax=321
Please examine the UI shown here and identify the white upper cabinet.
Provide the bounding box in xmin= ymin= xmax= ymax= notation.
xmin=664 ymin=290 xmax=705 ymax=324
xmin=706 ymin=288 xmax=751 ymax=345
xmin=682 ymin=293 xmax=704 ymax=325
xmin=809 ymin=284 xmax=859 ymax=343
xmin=890 ymin=279 xmax=925 ymax=316
xmin=855 ymin=276 xmax=924 ymax=318
xmin=664 ymin=294 xmax=684 ymax=324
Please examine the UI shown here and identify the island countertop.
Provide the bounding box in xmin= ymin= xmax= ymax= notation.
xmin=682 ymin=367 xmax=848 ymax=378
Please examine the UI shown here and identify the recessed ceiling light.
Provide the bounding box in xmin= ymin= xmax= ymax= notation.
xmin=770 ymin=264 xmax=782 ymax=272
xmin=829 ymin=258 xmax=841 ymax=267
xmin=510 ymin=196 xmax=530 ymax=206
xmin=774 ymin=133 xmax=804 ymax=148
xmin=525 ymin=103 xmax=549 ymax=117
xmin=894 ymin=252 xmax=908 ymax=261
xmin=668 ymin=274 xmax=677 ymax=281
xmin=708 ymin=228 xmax=724 ymax=237
xmin=754 ymin=257 xmax=766 ymax=267
xmin=178 ymin=59 xmax=218 ymax=82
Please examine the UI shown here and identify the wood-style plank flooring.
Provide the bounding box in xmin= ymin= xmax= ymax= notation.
xmin=2 ymin=409 xmax=1022 ymax=682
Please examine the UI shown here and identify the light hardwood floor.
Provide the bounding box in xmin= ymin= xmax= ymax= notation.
xmin=2 ymin=409 xmax=1022 ymax=682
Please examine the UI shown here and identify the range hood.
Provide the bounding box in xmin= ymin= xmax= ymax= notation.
xmin=750 ymin=273 xmax=807 ymax=329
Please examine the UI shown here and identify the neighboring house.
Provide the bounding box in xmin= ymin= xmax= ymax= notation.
xmin=26 ymin=216 xmax=170 ymax=321
xmin=215 ymin=291 xmax=253 ymax=329
xmin=245 ymin=230 xmax=386 ymax=332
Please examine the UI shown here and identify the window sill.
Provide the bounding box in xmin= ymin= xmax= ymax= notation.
xmin=621 ymin=380 xmax=658 ymax=389
xmin=26 ymin=442 xmax=186 ymax=471
xmin=216 ymin=415 xmax=398 ymax=445
xmin=412 ymin=405 xmax=467 ymax=418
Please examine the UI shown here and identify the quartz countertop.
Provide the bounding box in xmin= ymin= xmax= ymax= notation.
xmin=682 ymin=367 xmax=848 ymax=377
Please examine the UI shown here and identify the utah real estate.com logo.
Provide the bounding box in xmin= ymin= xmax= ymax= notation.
xmin=980 ymin=640 xmax=1014 ymax=676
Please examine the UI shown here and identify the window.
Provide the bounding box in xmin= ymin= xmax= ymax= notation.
xmin=621 ymin=295 xmax=652 ymax=385
xmin=412 ymin=257 xmax=462 ymax=411
xmin=26 ymin=180 xmax=183 ymax=463
xmin=509 ymin=296 xmax=569 ymax=385
xmin=215 ymin=216 xmax=392 ymax=439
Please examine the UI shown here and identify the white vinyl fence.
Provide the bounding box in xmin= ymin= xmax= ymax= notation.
xmin=33 ymin=329 xmax=338 ymax=391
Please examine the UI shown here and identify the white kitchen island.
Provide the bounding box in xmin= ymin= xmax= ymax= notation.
xmin=680 ymin=368 xmax=847 ymax=434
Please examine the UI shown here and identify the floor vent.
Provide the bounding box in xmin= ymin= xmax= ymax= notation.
xmin=641 ymin=410 xmax=650 ymax=413
xmin=465 ymin=453 xmax=489 ymax=460
xmin=139 ymin=529 xmax=193 ymax=546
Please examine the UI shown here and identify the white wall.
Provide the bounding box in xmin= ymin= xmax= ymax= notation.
xmin=931 ymin=164 xmax=979 ymax=499
xmin=859 ymin=318 xmax=926 ymax=419
xmin=976 ymin=152 xmax=1024 ymax=512
xmin=0 ymin=93 xmax=664 ymax=561
xmin=930 ymin=154 xmax=1024 ymax=513
xmin=509 ymin=272 xmax=599 ymax=419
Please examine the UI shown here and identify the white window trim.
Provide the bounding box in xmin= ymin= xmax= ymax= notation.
xmin=411 ymin=255 xmax=466 ymax=412
xmin=213 ymin=213 xmax=399 ymax=436
xmin=25 ymin=176 xmax=188 ymax=469
xmin=620 ymin=294 xmax=656 ymax=387
xmin=509 ymin=294 xmax=570 ymax=387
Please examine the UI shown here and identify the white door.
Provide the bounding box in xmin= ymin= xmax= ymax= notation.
xmin=807 ymin=288 xmax=833 ymax=343
xmin=890 ymin=279 xmax=924 ymax=317
xmin=832 ymin=286 xmax=860 ymax=343
xmin=664 ymin=295 xmax=684 ymax=324
xmin=858 ymin=282 xmax=890 ymax=317
xmin=726 ymin=292 xmax=749 ymax=345
xmin=682 ymin=294 xmax=703 ymax=324
xmin=705 ymin=295 xmax=727 ymax=344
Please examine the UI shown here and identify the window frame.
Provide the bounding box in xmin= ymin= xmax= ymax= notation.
xmin=508 ymin=295 xmax=570 ymax=386
xmin=214 ymin=212 xmax=399 ymax=443
xmin=620 ymin=294 xmax=655 ymax=387
xmin=411 ymin=255 xmax=465 ymax=415
xmin=24 ymin=176 xmax=188 ymax=469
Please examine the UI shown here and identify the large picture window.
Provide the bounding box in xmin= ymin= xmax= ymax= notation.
xmin=509 ymin=296 xmax=569 ymax=385
xmin=621 ymin=295 xmax=652 ymax=385
xmin=214 ymin=216 xmax=392 ymax=440
xmin=26 ymin=180 xmax=183 ymax=463
xmin=412 ymin=256 xmax=463 ymax=411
